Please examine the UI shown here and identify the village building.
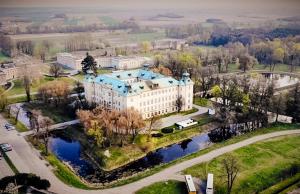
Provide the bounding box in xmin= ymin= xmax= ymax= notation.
xmin=0 ymin=62 xmax=21 ymax=85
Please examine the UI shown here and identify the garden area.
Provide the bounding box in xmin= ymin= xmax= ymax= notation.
xmin=183 ymin=135 xmax=300 ymax=194
xmin=5 ymin=76 xmax=76 ymax=97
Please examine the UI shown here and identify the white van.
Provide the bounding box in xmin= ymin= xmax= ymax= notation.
xmin=206 ymin=173 xmax=214 ymax=194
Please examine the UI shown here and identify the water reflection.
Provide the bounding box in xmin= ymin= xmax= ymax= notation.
xmin=49 ymin=132 xmax=211 ymax=183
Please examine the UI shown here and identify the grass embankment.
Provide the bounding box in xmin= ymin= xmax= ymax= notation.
xmin=46 ymin=154 xmax=90 ymax=189
xmin=260 ymin=173 xmax=300 ymax=194
xmin=100 ymin=115 xmax=212 ymax=171
xmin=135 ymin=180 xmax=187 ymax=194
xmin=27 ymin=136 xmax=91 ymax=189
xmin=24 ymin=103 xmax=75 ymax=123
xmin=2 ymin=112 xmax=29 ymax=132
xmin=184 ymin=135 xmax=300 ymax=194
xmin=106 ymin=123 xmax=300 ymax=188
xmin=6 ymin=76 xmax=76 ymax=96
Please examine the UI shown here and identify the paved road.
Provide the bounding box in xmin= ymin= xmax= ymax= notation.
xmin=159 ymin=104 xmax=209 ymax=128
xmin=1 ymin=113 xmax=299 ymax=194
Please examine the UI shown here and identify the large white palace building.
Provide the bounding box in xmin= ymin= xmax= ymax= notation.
xmin=84 ymin=68 xmax=194 ymax=119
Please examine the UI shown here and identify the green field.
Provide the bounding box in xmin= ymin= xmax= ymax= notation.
xmin=184 ymin=135 xmax=300 ymax=194
xmin=0 ymin=52 xmax=10 ymax=63
xmin=135 ymin=180 xmax=188 ymax=194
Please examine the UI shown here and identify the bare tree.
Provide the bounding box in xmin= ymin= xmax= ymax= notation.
xmin=221 ymin=154 xmax=239 ymax=194
xmin=176 ymin=95 xmax=183 ymax=113
xmin=49 ymin=63 xmax=62 ymax=78
xmin=39 ymin=117 xmax=54 ymax=155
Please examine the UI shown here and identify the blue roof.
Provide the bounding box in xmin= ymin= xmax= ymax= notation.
xmin=84 ymin=69 xmax=192 ymax=96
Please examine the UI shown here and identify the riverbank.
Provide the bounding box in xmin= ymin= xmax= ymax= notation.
xmin=42 ymin=123 xmax=300 ymax=189
xmin=59 ymin=115 xmax=213 ymax=172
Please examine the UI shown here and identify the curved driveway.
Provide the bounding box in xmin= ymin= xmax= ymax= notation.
xmin=0 ymin=114 xmax=299 ymax=194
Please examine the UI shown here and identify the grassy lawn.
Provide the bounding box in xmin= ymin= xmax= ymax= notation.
xmin=135 ymin=180 xmax=188 ymax=194
xmin=0 ymin=52 xmax=10 ymax=63
xmin=2 ymin=112 xmax=29 ymax=132
xmin=260 ymin=173 xmax=300 ymax=194
xmin=183 ymin=135 xmax=300 ymax=194
xmin=227 ymin=63 xmax=300 ymax=73
xmin=6 ymin=76 xmax=76 ymax=96
xmin=193 ymin=97 xmax=213 ymax=107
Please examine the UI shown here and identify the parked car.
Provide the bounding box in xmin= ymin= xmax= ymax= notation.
xmin=0 ymin=143 xmax=12 ymax=152
xmin=4 ymin=123 xmax=15 ymax=131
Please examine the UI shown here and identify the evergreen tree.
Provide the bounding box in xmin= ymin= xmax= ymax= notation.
xmin=81 ymin=52 xmax=97 ymax=75
xmin=286 ymin=83 xmax=300 ymax=123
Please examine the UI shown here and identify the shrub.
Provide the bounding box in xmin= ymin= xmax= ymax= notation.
xmin=152 ymin=133 xmax=163 ymax=138
xmin=161 ymin=128 xmax=174 ymax=134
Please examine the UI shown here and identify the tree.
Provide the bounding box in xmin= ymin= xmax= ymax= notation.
xmin=81 ymin=52 xmax=97 ymax=75
xmin=23 ymin=75 xmax=31 ymax=102
xmin=286 ymin=83 xmax=300 ymax=123
xmin=139 ymin=41 xmax=151 ymax=53
xmin=20 ymin=63 xmax=41 ymax=102
xmin=0 ymin=173 xmax=50 ymax=193
xmin=49 ymin=63 xmax=62 ymax=78
xmin=175 ymin=95 xmax=183 ymax=113
xmin=39 ymin=116 xmax=54 ymax=155
xmin=152 ymin=65 xmax=172 ymax=76
xmin=0 ymin=88 xmax=7 ymax=112
xmin=271 ymin=94 xmax=286 ymax=123
xmin=194 ymin=66 xmax=214 ymax=97
xmin=87 ymin=120 xmax=104 ymax=147
xmin=221 ymin=154 xmax=239 ymax=194
xmin=271 ymin=47 xmax=285 ymax=71
xmin=123 ymin=108 xmax=146 ymax=142
xmin=38 ymin=80 xmax=70 ymax=107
